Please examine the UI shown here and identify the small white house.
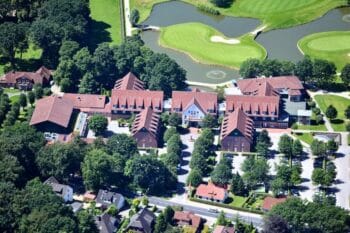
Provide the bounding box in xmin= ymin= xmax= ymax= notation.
xmin=44 ymin=177 xmax=73 ymax=203
xmin=96 ymin=189 xmax=125 ymax=210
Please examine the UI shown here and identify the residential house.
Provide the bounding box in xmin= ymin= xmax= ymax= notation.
xmin=95 ymin=213 xmax=119 ymax=233
xmin=171 ymin=88 xmax=218 ymax=126
xmin=195 ymin=183 xmax=228 ymax=203
xmin=30 ymin=96 xmax=75 ymax=134
xmin=96 ymin=189 xmax=125 ymax=210
xmin=126 ymin=208 xmax=156 ymax=233
xmin=0 ymin=66 xmax=52 ymax=90
xmin=173 ymin=211 xmax=202 ymax=233
xmin=220 ymin=109 xmax=254 ymax=152
xmin=44 ymin=177 xmax=73 ymax=203
xmin=114 ymin=72 xmax=145 ymax=91
xmin=213 ymin=226 xmax=235 ymax=233
xmin=131 ymin=107 xmax=160 ymax=148
xmin=262 ymin=196 xmax=287 ymax=212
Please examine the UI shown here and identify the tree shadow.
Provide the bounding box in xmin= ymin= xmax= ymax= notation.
xmin=88 ymin=20 xmax=112 ymax=51
xmin=181 ymin=151 xmax=191 ymax=158
xmin=330 ymin=119 xmax=344 ymax=125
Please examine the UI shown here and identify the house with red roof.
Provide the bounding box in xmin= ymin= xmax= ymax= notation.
xmin=0 ymin=66 xmax=52 ymax=90
xmin=220 ymin=109 xmax=254 ymax=152
xmin=173 ymin=211 xmax=202 ymax=233
xmin=195 ymin=183 xmax=228 ymax=203
xmin=131 ymin=107 xmax=160 ymax=148
xmin=262 ymin=196 xmax=287 ymax=211
xmin=213 ymin=225 xmax=235 ymax=233
xmin=114 ymin=72 xmax=145 ymax=91
xmin=62 ymin=93 xmax=110 ymax=116
xmin=171 ymin=89 xmax=217 ymax=127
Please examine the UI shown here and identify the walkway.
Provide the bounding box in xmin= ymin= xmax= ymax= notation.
xmin=124 ymin=0 xmax=132 ymax=36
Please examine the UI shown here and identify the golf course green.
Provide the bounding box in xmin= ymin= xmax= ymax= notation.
xmin=159 ymin=23 xmax=266 ymax=69
xmin=298 ymin=31 xmax=350 ymax=70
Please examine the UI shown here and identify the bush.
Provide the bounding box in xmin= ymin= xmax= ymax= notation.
xmin=197 ymin=4 xmax=220 ymax=15
xmin=346 ymin=122 xmax=350 ymax=132
xmin=291 ymin=123 xmax=298 ymax=130
xmin=315 ymin=114 xmax=323 ymax=124
xmin=312 ymin=107 xmax=321 ymax=115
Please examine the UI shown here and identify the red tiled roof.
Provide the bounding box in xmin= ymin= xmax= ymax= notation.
xmin=195 ymin=183 xmax=227 ymax=201
xmin=213 ymin=226 xmax=235 ymax=233
xmin=226 ymin=95 xmax=280 ymax=118
xmin=114 ymin=72 xmax=144 ymax=90
xmin=262 ymin=196 xmax=287 ymax=211
xmin=111 ymin=89 xmax=163 ymax=113
xmin=174 ymin=211 xmax=201 ymax=228
xmin=30 ymin=96 xmax=74 ymax=128
xmin=62 ymin=93 xmax=106 ymax=109
xmin=171 ymin=89 xmax=217 ymax=114
xmin=0 ymin=66 xmax=52 ymax=85
xmin=288 ymin=89 xmax=302 ymax=96
xmin=131 ymin=107 xmax=160 ymax=138
xmin=237 ymin=76 xmax=303 ymax=96
xmin=221 ymin=109 xmax=254 ymax=142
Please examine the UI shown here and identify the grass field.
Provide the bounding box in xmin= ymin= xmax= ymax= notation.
xmin=130 ymin=0 xmax=346 ymax=29
xmin=159 ymin=23 xmax=266 ymax=69
xmin=89 ymin=0 xmax=123 ymax=45
xmin=314 ymin=94 xmax=350 ymax=131
xmin=296 ymin=112 xmax=327 ymax=131
xmin=298 ymin=31 xmax=350 ymax=70
xmin=294 ymin=132 xmax=314 ymax=145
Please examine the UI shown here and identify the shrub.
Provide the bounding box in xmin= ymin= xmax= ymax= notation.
xmin=307 ymin=101 xmax=316 ymax=109
xmin=346 ymin=122 xmax=350 ymax=132
xmin=291 ymin=123 xmax=298 ymax=129
xmin=197 ymin=4 xmax=220 ymax=15
xmin=312 ymin=107 xmax=321 ymax=115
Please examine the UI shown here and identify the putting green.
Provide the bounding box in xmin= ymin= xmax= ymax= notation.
xmin=298 ymin=31 xmax=350 ymax=70
xmin=159 ymin=22 xmax=266 ymax=69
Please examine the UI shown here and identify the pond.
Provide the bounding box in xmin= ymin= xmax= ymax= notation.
xmin=141 ymin=1 xmax=350 ymax=85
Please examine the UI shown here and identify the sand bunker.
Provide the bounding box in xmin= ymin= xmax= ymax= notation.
xmin=210 ymin=35 xmax=240 ymax=44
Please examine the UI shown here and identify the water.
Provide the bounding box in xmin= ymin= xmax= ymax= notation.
xmin=141 ymin=1 xmax=350 ymax=84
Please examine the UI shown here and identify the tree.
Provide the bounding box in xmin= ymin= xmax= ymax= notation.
xmin=186 ymin=169 xmax=203 ymax=187
xmin=217 ymin=211 xmax=230 ymax=226
xmin=130 ymin=9 xmax=140 ymax=26
xmin=256 ymin=141 xmax=270 ymax=158
xmin=154 ymin=213 xmax=167 ymax=233
xmin=295 ymin=56 xmax=313 ymax=83
xmin=210 ymin=0 xmax=234 ymax=8
xmin=125 ymin=156 xmax=176 ymax=194
xmin=326 ymin=139 xmax=338 ymax=155
xmin=36 ymin=142 xmax=84 ymax=181
xmin=89 ymin=115 xmax=108 ymax=136
xmin=211 ymin=157 xmax=232 ymax=186
xmin=164 ymin=127 xmax=178 ymax=142
xmin=18 ymin=93 xmax=27 ymax=109
xmin=27 ymin=91 xmax=35 ymax=106
xmin=263 ymin=215 xmax=291 ymax=233
xmin=106 ymin=134 xmax=138 ymax=160
xmin=280 ymin=61 xmax=295 ymax=76
xmin=189 ymin=152 xmax=208 ymax=173
xmin=292 ymin=139 xmax=303 ymax=158
xmin=325 ymin=105 xmax=337 ymax=120
xmin=59 ymin=40 xmax=80 ymax=61
xmin=312 ymin=59 xmax=336 ymax=86
xmin=202 ymin=114 xmax=216 ymax=128
xmin=241 ymin=156 xmax=270 ymax=190
xmin=278 ymin=134 xmax=294 ymax=166
xmin=168 ymin=114 xmax=182 ymax=127
xmin=0 ymin=154 xmax=24 ymax=185
xmin=341 ymin=64 xmax=350 ymax=86
xmin=0 ymin=181 xmax=16 ymax=232
xmin=77 ymin=211 xmax=98 ymax=233
xmin=163 ymin=206 xmax=174 ymax=224
xmin=345 ymin=106 xmax=350 ymax=119
xmin=230 ymin=172 xmax=246 ymax=196
xmin=239 ymin=58 xmax=262 ymax=78
xmin=33 ymin=84 xmax=43 ymax=99
xmin=261 ymin=59 xmax=283 ymax=77
xmin=79 ymin=72 xmax=99 ymax=94
xmin=82 ymin=149 xmax=124 ymax=191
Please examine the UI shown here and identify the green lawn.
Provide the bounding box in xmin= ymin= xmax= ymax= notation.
xmin=159 ymin=22 xmax=266 ymax=69
xmin=294 ymin=132 xmax=314 ymax=145
xmin=296 ymin=112 xmax=327 ymax=131
xmin=314 ymin=94 xmax=350 ymax=131
xmin=89 ymin=0 xmax=123 ymax=45
xmin=131 ymin=0 xmax=346 ymax=29
xmin=298 ymin=31 xmax=350 ymax=70
xmin=10 ymin=95 xmax=20 ymax=104
xmin=228 ymin=195 xmax=247 ymax=207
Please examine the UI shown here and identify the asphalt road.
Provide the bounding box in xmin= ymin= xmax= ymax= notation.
xmin=148 ymin=196 xmax=264 ymax=228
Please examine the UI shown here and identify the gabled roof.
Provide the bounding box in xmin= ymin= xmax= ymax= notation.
xmin=95 ymin=213 xmax=119 ymax=233
xmin=127 ymin=208 xmax=155 ymax=233
xmin=172 ymin=89 xmax=217 ymax=113
xmin=262 ymin=196 xmax=287 ymax=211
xmin=237 ymin=76 xmax=303 ymax=96
xmin=30 ymin=96 xmax=74 ymax=128
xmin=213 ymin=226 xmax=235 ymax=233
xmin=111 ymin=89 xmax=164 ymax=112
xmin=174 ymin=211 xmax=201 ymax=228
xmin=131 ymin=107 xmax=160 ymax=138
xmin=114 ymin=72 xmax=144 ymax=90
xmin=226 ymin=95 xmax=280 ymax=117
xmin=96 ymin=189 xmax=124 ymax=207
xmin=62 ymin=93 xmax=106 ymax=109
xmin=221 ymin=109 xmax=254 ymax=142
xmin=195 ymin=183 xmax=227 ymax=201
xmin=44 ymin=176 xmax=72 ymax=199
xmin=0 ymin=66 xmax=52 ymax=84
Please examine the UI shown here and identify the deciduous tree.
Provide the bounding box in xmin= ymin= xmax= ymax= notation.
xmin=89 ymin=115 xmax=108 ymax=136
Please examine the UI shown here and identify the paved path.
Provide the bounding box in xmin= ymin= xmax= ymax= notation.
xmin=124 ymin=0 xmax=132 ymax=36
xmin=149 ymin=196 xmax=264 ymax=228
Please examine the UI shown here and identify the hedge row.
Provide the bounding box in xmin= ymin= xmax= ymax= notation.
xmin=197 ymin=4 xmax=220 ymax=15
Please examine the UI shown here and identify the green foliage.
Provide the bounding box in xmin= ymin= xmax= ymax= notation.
xmin=163 ymin=206 xmax=175 ymax=224
xmin=130 ymin=9 xmax=140 ymax=26
xmin=230 ymin=172 xmax=247 ymax=196
xmin=197 ymin=4 xmax=220 ymax=15
xmin=142 ymin=196 xmax=149 ymax=206
xmin=164 ymin=127 xmax=178 ymax=142
xmin=345 ymin=106 xmax=350 ymax=119
xmin=89 ymin=114 xmax=108 ymax=136
xmin=168 ymin=113 xmax=182 ymax=127
xmin=186 ymin=169 xmax=203 ymax=187
xmin=59 ymin=40 xmax=80 ymax=61
xmin=269 ymin=197 xmax=350 ymax=233
xmin=27 ymin=91 xmax=35 ymax=106
xmin=216 ymin=211 xmax=230 ymax=226
xmin=241 ymin=156 xmax=270 ymax=190
xmin=295 ymin=56 xmax=313 ymax=82
xmin=106 ymin=134 xmax=138 ymax=159
xmin=263 ymin=215 xmax=291 ymax=233
xmin=210 ymin=0 xmax=234 ymax=8
xmin=125 ymin=156 xmax=176 ymax=194
xmin=326 ymin=105 xmax=338 ymax=120
xmin=77 ymin=211 xmax=99 ymax=233
xmin=33 ymin=84 xmax=43 ymax=99
xmin=341 ymin=64 xmax=350 ymax=86
xmin=312 ymin=59 xmax=336 ymax=86
xmin=82 ymin=149 xmax=125 ymax=191
xmin=202 ymin=114 xmax=217 ymax=128
xmin=211 ymin=157 xmax=232 ymax=186
xmin=154 ymin=213 xmax=167 ymax=233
